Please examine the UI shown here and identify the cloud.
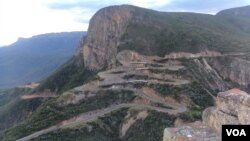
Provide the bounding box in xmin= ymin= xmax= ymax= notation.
xmin=45 ymin=0 xmax=173 ymax=28
xmin=47 ymin=0 xmax=122 ymax=10
xmin=0 ymin=0 xmax=89 ymax=46
xmin=159 ymin=0 xmax=250 ymax=14
xmin=1 ymin=0 xmax=250 ymax=46
xmin=44 ymin=0 xmax=250 ymax=30
xmin=47 ymin=0 xmax=172 ymax=10
xmin=48 ymin=1 xmax=102 ymax=10
xmin=46 ymin=0 xmax=250 ymax=19
xmin=44 ymin=0 xmax=172 ymax=32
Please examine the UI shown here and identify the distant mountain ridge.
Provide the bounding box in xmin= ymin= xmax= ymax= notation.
xmin=0 ymin=31 xmax=85 ymax=89
xmin=217 ymin=5 xmax=250 ymax=18
xmin=216 ymin=5 xmax=250 ymax=33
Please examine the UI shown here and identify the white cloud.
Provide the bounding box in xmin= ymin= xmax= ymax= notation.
xmin=0 ymin=0 xmax=88 ymax=46
xmin=1 ymin=0 xmax=250 ymax=46
xmin=0 ymin=0 xmax=174 ymax=46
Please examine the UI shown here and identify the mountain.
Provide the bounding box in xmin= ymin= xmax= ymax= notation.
xmin=82 ymin=5 xmax=250 ymax=70
xmin=217 ymin=5 xmax=250 ymax=33
xmin=217 ymin=5 xmax=250 ymax=18
xmin=1 ymin=5 xmax=250 ymax=141
xmin=0 ymin=32 xmax=85 ymax=89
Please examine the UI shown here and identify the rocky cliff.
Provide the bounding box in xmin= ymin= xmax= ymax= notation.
xmin=163 ymin=88 xmax=250 ymax=141
xmin=209 ymin=57 xmax=250 ymax=86
xmin=80 ymin=5 xmax=250 ymax=71
xmin=203 ymin=88 xmax=250 ymax=133
xmin=82 ymin=5 xmax=132 ymax=70
xmin=163 ymin=121 xmax=220 ymax=141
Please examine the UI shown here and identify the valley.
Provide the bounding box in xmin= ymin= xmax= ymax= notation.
xmin=1 ymin=4 xmax=250 ymax=141
xmin=0 ymin=32 xmax=85 ymax=89
xmin=9 ymin=49 xmax=247 ymax=141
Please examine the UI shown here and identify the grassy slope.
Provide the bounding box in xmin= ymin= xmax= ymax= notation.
xmin=0 ymin=88 xmax=42 ymax=136
xmin=123 ymin=111 xmax=176 ymax=141
xmin=28 ymin=109 xmax=175 ymax=141
xmin=30 ymin=108 xmax=129 ymax=141
xmin=3 ymin=90 xmax=135 ymax=141
xmin=36 ymin=55 xmax=96 ymax=93
xmin=216 ymin=6 xmax=250 ymax=34
xmin=0 ymin=55 xmax=96 ymax=139
xmin=118 ymin=6 xmax=250 ymax=57
xmin=0 ymin=37 xmax=101 ymax=139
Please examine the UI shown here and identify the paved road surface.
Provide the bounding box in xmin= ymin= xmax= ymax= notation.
xmin=17 ymin=103 xmax=186 ymax=141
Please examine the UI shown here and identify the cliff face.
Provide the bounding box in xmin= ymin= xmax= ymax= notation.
xmin=163 ymin=89 xmax=250 ymax=141
xmin=163 ymin=121 xmax=220 ymax=141
xmin=203 ymin=88 xmax=250 ymax=133
xmin=82 ymin=5 xmax=132 ymax=70
xmin=80 ymin=5 xmax=250 ymax=71
xmin=209 ymin=57 xmax=250 ymax=86
xmin=185 ymin=58 xmax=230 ymax=92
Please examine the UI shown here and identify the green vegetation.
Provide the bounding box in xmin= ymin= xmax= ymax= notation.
xmin=0 ymin=99 xmax=42 ymax=134
xmin=118 ymin=6 xmax=250 ymax=57
xmin=3 ymin=5 xmax=250 ymax=141
xmin=0 ymin=88 xmax=42 ymax=132
xmin=122 ymin=73 xmax=173 ymax=82
xmin=149 ymin=82 xmax=214 ymax=109
xmin=146 ymin=63 xmax=163 ymax=67
xmin=183 ymin=59 xmax=223 ymax=94
xmin=151 ymin=103 xmax=173 ymax=109
xmin=179 ymin=106 xmax=202 ymax=122
xmin=30 ymin=108 xmax=129 ymax=141
xmin=122 ymin=74 xmax=149 ymax=80
xmin=110 ymin=71 xmax=125 ymax=74
xmin=217 ymin=6 xmax=250 ymax=34
xmin=148 ymin=68 xmax=187 ymax=77
xmin=123 ymin=111 xmax=176 ymax=141
xmin=149 ymin=84 xmax=182 ymax=99
xmin=0 ymin=88 xmax=30 ymax=107
xmin=30 ymin=109 xmax=176 ymax=141
xmin=3 ymin=90 xmax=135 ymax=141
xmin=36 ymin=56 xmax=96 ymax=93
xmin=187 ymin=82 xmax=214 ymax=108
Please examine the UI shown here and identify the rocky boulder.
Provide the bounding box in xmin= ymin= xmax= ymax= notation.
xmin=203 ymin=88 xmax=250 ymax=133
xmin=163 ymin=88 xmax=250 ymax=141
xmin=163 ymin=121 xmax=220 ymax=141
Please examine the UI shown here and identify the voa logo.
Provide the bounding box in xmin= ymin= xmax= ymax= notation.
xmin=226 ymin=129 xmax=246 ymax=136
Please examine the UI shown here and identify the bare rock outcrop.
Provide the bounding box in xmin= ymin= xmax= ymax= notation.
xmin=163 ymin=88 xmax=250 ymax=141
xmin=203 ymin=88 xmax=250 ymax=133
xmin=82 ymin=5 xmax=133 ymax=70
xmin=163 ymin=121 xmax=220 ymax=141
xmin=209 ymin=57 xmax=250 ymax=86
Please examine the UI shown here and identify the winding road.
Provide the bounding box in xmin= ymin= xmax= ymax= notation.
xmin=17 ymin=53 xmax=190 ymax=141
xmin=17 ymin=103 xmax=186 ymax=141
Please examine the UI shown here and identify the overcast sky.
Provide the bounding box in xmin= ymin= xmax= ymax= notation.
xmin=1 ymin=0 xmax=250 ymax=46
